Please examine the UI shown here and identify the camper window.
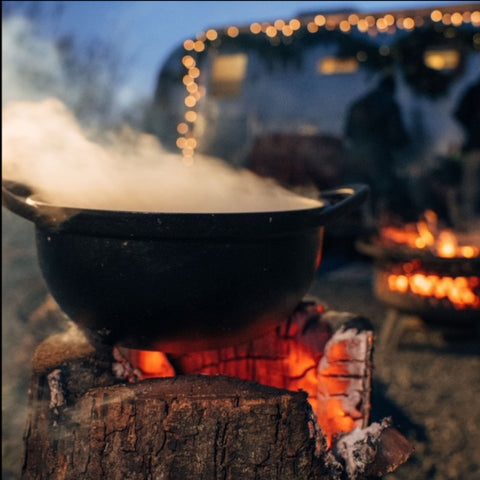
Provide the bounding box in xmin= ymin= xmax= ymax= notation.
xmin=210 ymin=53 xmax=248 ymax=98
xmin=423 ymin=49 xmax=461 ymax=71
xmin=318 ymin=57 xmax=359 ymax=75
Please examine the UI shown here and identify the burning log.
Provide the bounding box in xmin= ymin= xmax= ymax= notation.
xmin=327 ymin=417 xmax=414 ymax=479
xmin=134 ymin=305 xmax=374 ymax=449
xmin=316 ymin=316 xmax=373 ymax=447
xmin=22 ymin=304 xmax=413 ymax=479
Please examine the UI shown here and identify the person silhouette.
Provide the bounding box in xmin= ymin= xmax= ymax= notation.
xmin=453 ymin=77 xmax=480 ymax=220
xmin=344 ymin=74 xmax=411 ymax=220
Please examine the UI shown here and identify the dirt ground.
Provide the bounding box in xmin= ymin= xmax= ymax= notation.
xmin=2 ymin=207 xmax=480 ymax=480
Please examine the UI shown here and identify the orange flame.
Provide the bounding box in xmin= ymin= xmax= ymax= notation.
xmin=125 ymin=314 xmax=366 ymax=450
xmin=380 ymin=210 xmax=479 ymax=259
xmin=130 ymin=350 xmax=175 ymax=378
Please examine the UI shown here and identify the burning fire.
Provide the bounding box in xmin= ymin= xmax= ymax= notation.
xmin=379 ymin=211 xmax=480 ymax=309
xmin=380 ymin=210 xmax=480 ymax=259
xmin=121 ymin=305 xmax=372 ymax=450
xmin=130 ymin=350 xmax=175 ymax=378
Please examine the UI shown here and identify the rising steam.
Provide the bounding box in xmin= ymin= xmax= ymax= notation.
xmin=2 ymin=14 xmax=321 ymax=214
xmin=2 ymin=97 xmax=322 ymax=213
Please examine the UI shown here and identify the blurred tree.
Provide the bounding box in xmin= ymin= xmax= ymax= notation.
xmin=2 ymin=0 xmax=139 ymax=130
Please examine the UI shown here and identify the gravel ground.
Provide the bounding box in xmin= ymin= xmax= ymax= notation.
xmin=2 ymin=208 xmax=480 ymax=480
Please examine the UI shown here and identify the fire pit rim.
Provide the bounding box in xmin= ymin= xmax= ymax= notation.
xmin=356 ymin=238 xmax=480 ymax=271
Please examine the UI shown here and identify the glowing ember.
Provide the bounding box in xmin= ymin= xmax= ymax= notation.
xmin=388 ymin=272 xmax=480 ymax=309
xmin=122 ymin=306 xmax=373 ymax=450
xmin=131 ymin=350 xmax=175 ymax=378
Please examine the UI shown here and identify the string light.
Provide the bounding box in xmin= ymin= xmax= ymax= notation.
xmin=186 ymin=83 xmax=198 ymax=94
xmin=177 ymin=123 xmax=188 ymax=135
xmin=348 ymin=14 xmax=359 ymax=26
xmin=376 ymin=18 xmax=387 ymax=31
xmin=175 ymin=6 xmax=479 ymax=160
xmin=227 ymin=26 xmax=239 ymax=37
xmin=182 ymin=55 xmax=196 ymax=68
xmin=289 ymin=18 xmax=302 ymax=30
xmin=193 ymin=41 xmax=205 ymax=52
xmin=314 ymin=15 xmax=326 ymax=27
xmin=188 ymin=67 xmax=200 ymax=78
xmin=403 ymin=17 xmax=416 ymax=30
xmin=472 ymin=11 xmax=480 ymax=26
xmin=339 ymin=20 xmax=351 ymax=33
xmin=184 ymin=95 xmax=196 ymax=107
xmin=182 ymin=74 xmax=194 ymax=86
xmin=442 ymin=13 xmax=452 ymax=25
xmin=250 ymin=22 xmax=262 ymax=34
xmin=357 ymin=19 xmax=369 ymax=32
xmin=183 ymin=39 xmax=195 ymax=51
xmin=265 ymin=25 xmax=277 ymax=37
xmin=384 ymin=14 xmax=395 ymax=26
xmin=185 ymin=111 xmax=197 ymax=122
xmin=366 ymin=15 xmax=376 ymax=27
xmin=206 ymin=29 xmax=218 ymax=41
xmin=431 ymin=10 xmax=443 ymax=22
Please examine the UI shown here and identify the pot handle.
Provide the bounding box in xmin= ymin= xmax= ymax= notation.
xmin=2 ymin=181 xmax=38 ymax=221
xmin=317 ymin=183 xmax=370 ymax=224
xmin=2 ymin=181 xmax=80 ymax=226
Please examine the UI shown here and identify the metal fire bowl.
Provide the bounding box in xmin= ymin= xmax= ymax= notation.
xmin=357 ymin=240 xmax=480 ymax=325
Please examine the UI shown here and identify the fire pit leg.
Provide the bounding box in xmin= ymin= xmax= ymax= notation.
xmin=378 ymin=309 xmax=402 ymax=352
xmin=378 ymin=309 xmax=428 ymax=352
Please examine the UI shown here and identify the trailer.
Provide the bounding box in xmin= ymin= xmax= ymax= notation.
xmin=146 ymin=3 xmax=480 ymax=224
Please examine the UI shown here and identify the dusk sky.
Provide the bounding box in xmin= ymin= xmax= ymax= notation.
xmin=41 ymin=1 xmax=471 ymax=104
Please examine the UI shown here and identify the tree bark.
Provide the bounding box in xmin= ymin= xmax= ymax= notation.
xmin=22 ymin=373 xmax=327 ymax=480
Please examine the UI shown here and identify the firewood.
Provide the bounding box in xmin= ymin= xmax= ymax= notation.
xmin=328 ymin=418 xmax=415 ymax=480
xmin=317 ymin=316 xmax=374 ymax=446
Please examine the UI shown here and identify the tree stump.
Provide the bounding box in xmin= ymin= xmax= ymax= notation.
xmin=21 ymin=309 xmax=413 ymax=480
xmin=23 ymin=339 xmax=325 ymax=479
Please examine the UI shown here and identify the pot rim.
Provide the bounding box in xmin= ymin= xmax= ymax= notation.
xmin=2 ymin=180 xmax=369 ymax=239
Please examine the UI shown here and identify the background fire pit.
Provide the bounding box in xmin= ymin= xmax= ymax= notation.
xmin=357 ymin=241 xmax=480 ymax=321
xmin=356 ymin=211 xmax=480 ymax=349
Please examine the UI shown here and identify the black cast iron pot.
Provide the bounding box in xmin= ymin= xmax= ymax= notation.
xmin=3 ymin=181 xmax=369 ymax=352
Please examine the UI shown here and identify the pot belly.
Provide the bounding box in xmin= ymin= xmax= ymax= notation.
xmin=35 ymin=227 xmax=323 ymax=352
